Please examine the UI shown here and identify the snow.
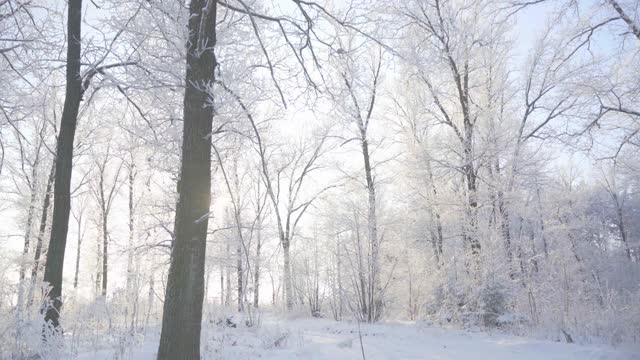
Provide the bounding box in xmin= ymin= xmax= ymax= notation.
xmin=76 ymin=317 xmax=640 ymax=359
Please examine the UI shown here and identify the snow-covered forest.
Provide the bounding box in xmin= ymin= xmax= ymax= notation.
xmin=1 ymin=0 xmax=639 ymax=358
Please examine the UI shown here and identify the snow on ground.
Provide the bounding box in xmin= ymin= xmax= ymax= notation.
xmin=77 ymin=317 xmax=640 ymax=360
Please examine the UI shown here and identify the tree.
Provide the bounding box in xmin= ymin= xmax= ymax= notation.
xmin=71 ymin=192 xmax=87 ymax=290
xmin=90 ymin=143 xmax=124 ymax=297
xmin=598 ymin=160 xmax=635 ymax=261
xmin=42 ymin=0 xmax=137 ymax=329
xmin=156 ymin=0 xmax=217 ymax=358
xmin=332 ymin=46 xmax=385 ymax=322
xmin=398 ymin=0 xmax=487 ymax=261
xmin=390 ymin=79 xmax=445 ymax=266
xmin=41 ymin=0 xmax=83 ymax=330
xmin=508 ymin=0 xmax=640 ymax=159
xmin=259 ymin=133 xmax=334 ymax=311
xmin=251 ymin=178 xmax=269 ymax=308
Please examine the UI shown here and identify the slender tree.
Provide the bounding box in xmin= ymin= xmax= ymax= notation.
xmin=42 ymin=0 xmax=83 ymax=329
xmin=91 ymin=145 xmax=123 ymax=297
xmin=339 ymin=52 xmax=384 ymax=322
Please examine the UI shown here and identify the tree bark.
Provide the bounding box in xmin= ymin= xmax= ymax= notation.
xmin=495 ymin=159 xmax=512 ymax=263
xmin=95 ymin=229 xmax=102 ymax=297
xmin=341 ymin=60 xmax=383 ymax=321
xmin=253 ymin=215 xmax=261 ymax=308
xmin=283 ymin=239 xmax=293 ymax=310
xmin=360 ymin=137 xmax=382 ymax=322
xmin=28 ymin=161 xmax=55 ymax=305
xmin=73 ymin=208 xmax=82 ymax=289
xmin=20 ymin=182 xmax=37 ymax=282
xmin=157 ymin=0 xmax=217 ymax=357
xmin=463 ymin=125 xmax=481 ymax=258
xmin=225 ymin=246 xmax=232 ymax=307
xmin=220 ymin=263 xmax=225 ymax=306
xmin=336 ymin=235 xmax=343 ymax=319
xmin=42 ymin=0 xmax=83 ymax=330
xmin=126 ymin=161 xmax=138 ymax=333
xmin=237 ymin=241 xmax=243 ymax=312
xmin=101 ymin=196 xmax=108 ymax=297
xmin=126 ymin=162 xmax=136 ymax=294
xmin=424 ymin=156 xmax=443 ymax=265
xmin=17 ymin=156 xmax=39 ymax=331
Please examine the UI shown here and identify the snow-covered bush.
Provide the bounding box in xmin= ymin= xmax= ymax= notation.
xmin=477 ymin=278 xmax=510 ymax=328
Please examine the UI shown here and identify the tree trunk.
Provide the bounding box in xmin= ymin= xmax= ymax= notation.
xmin=42 ymin=0 xmax=83 ymax=330
xmin=225 ymin=243 xmax=232 ymax=307
xmin=612 ymin=193 xmax=633 ymax=261
xmin=237 ymin=241 xmax=243 ymax=312
xmin=360 ymin=136 xmax=381 ymax=322
xmin=283 ymin=239 xmax=293 ymax=310
xmin=101 ymin=204 xmax=108 ymax=297
xmin=73 ymin=210 xmax=82 ymax=289
xmin=535 ymin=186 xmax=549 ymax=258
xmin=28 ymin=161 xmax=55 ymax=305
xmin=336 ymin=235 xmax=343 ymax=319
xmin=18 ymin=181 xmax=38 ymax=316
xmin=126 ymin=162 xmax=138 ymax=333
xmin=20 ymin=131 xmax=43 ymax=288
xmin=220 ymin=263 xmax=225 ymax=306
xmin=95 ymin=231 xmax=102 ymax=297
xmin=463 ymin=135 xmax=481 ymax=258
xmin=225 ymin=244 xmax=232 ymax=307
xmin=354 ymin=223 xmax=368 ymax=321
xmin=157 ymin=1 xmax=217 ymax=357
xmin=424 ymin=156 xmax=443 ymax=265
xmin=21 ymin=186 xmax=37 ymax=282
xmin=253 ymin=216 xmax=261 ymax=308
xmin=494 ymin=159 xmax=512 ymax=263
xmin=126 ymin=163 xmax=136 ymax=294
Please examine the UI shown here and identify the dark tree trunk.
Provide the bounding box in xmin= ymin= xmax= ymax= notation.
xmin=42 ymin=0 xmax=83 ymax=330
xmin=19 ymin=131 xmax=43 ymax=286
xmin=29 ymin=161 xmax=55 ymax=306
xmin=18 ymin=170 xmax=38 ymax=318
xmin=360 ymin=137 xmax=381 ymax=322
xmin=157 ymin=0 xmax=217 ymax=358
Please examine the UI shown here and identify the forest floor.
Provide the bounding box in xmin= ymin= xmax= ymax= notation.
xmin=76 ymin=316 xmax=640 ymax=359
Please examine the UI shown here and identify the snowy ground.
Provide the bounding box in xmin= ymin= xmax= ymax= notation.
xmin=77 ymin=317 xmax=640 ymax=360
